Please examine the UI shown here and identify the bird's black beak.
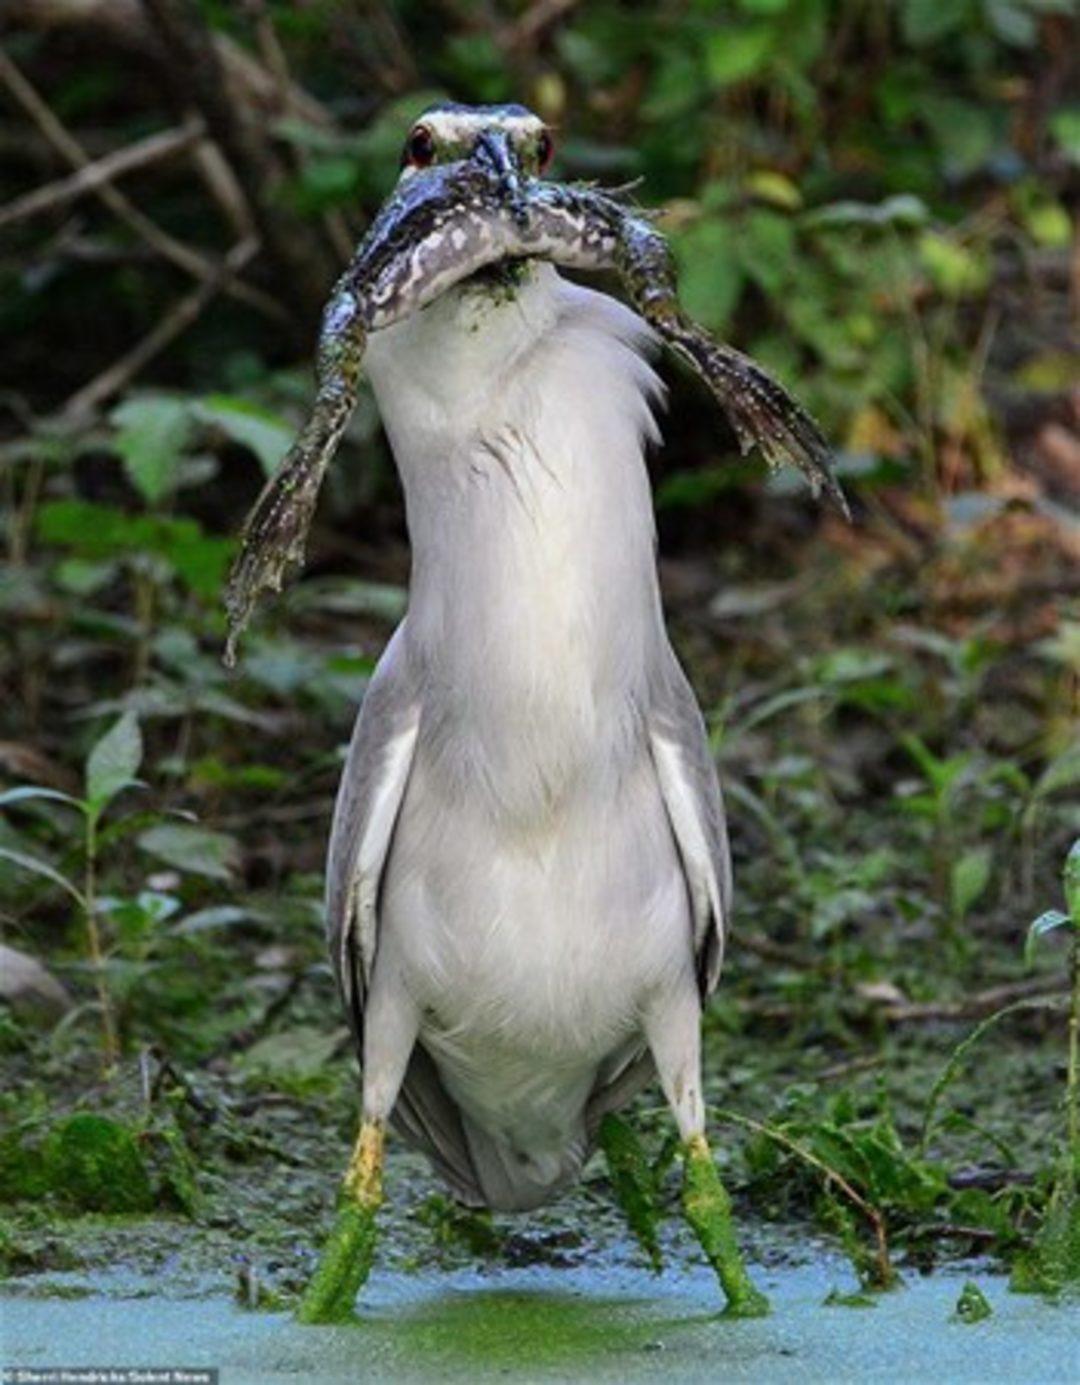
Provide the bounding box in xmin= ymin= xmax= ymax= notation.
xmin=472 ymin=128 xmax=528 ymax=227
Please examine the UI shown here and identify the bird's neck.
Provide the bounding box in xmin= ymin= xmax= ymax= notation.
xmin=365 ymin=265 xmax=668 ymax=813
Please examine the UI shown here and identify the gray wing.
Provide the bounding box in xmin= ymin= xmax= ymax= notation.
xmin=586 ymin=650 xmax=731 ymax=1141
xmin=326 ymin=623 xmax=421 ymax=1036
xmin=326 ymin=625 xmax=484 ymax=1203
xmin=647 ymin=650 xmax=732 ymax=998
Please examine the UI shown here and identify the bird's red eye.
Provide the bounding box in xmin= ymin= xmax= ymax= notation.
xmin=537 ymin=130 xmax=554 ymax=173
xmin=403 ymin=126 xmax=436 ymax=168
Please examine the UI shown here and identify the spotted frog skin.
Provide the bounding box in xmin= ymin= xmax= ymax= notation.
xmin=223 ymin=158 xmax=846 ymax=664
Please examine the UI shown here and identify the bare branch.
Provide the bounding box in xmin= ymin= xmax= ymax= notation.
xmin=140 ymin=0 xmax=337 ymax=326
xmin=0 ymin=117 xmax=203 ymax=230
xmin=188 ymin=130 xmax=254 ymax=239
xmin=242 ymin=0 xmax=353 ymax=265
xmin=878 ymin=976 xmax=1066 ymax=1024
xmin=61 ymin=236 xmax=259 ymax=418
xmin=0 ymin=48 xmax=283 ymax=321
xmin=3 ymin=0 xmax=335 ymax=128
xmin=501 ymin=0 xmax=582 ymax=52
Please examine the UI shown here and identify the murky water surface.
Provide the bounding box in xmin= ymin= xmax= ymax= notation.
xmin=3 ymin=1253 xmax=1077 ymax=1384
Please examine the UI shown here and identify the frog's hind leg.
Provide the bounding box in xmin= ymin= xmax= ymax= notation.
xmin=604 ymin=203 xmax=847 ymax=518
xmin=660 ymin=318 xmax=848 ymax=518
xmin=643 ymin=982 xmax=770 ymax=1318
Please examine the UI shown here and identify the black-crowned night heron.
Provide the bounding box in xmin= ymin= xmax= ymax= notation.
xmin=227 ymin=101 xmax=843 ymax=1323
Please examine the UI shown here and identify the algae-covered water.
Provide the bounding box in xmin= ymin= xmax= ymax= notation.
xmin=4 ymin=1253 xmax=1077 ymax=1384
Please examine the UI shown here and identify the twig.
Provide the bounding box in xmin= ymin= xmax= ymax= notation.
xmin=187 ymin=126 xmax=253 ymax=238
xmin=712 ymin=1105 xmax=895 ymax=1289
xmin=0 ymin=47 xmax=282 ymax=320
xmin=501 ymin=0 xmax=581 ymax=51
xmin=731 ymin=928 xmax=812 ymax=966
xmin=5 ymin=0 xmax=335 ymax=129
xmin=243 ymin=0 xmax=352 ymax=265
xmin=907 ymin=1223 xmax=1005 ymax=1244
xmin=817 ymin=1054 xmax=886 ymax=1083
xmin=879 ymin=976 xmax=1067 ymax=1024
xmin=61 ymin=236 xmax=259 ymax=417
xmin=140 ymin=0 xmax=336 ymax=326
xmin=0 ymin=117 xmax=203 ymax=229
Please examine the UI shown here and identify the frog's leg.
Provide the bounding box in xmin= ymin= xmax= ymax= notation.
xmin=607 ymin=205 xmax=849 ymax=518
xmin=644 ymin=987 xmax=770 ymax=1317
xmin=223 ymin=282 xmax=365 ymax=666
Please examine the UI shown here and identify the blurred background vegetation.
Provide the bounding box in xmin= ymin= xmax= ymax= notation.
xmin=1 ymin=0 xmax=1078 ymax=1299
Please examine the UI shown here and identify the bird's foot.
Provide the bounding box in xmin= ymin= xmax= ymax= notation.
xmin=681 ymin=1133 xmax=771 ymax=1318
xmin=295 ymin=1118 xmax=384 ymax=1325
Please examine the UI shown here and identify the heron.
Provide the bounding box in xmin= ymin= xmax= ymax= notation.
xmin=232 ymin=101 xmax=842 ymax=1323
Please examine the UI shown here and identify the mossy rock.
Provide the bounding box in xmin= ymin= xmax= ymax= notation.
xmin=0 ymin=1130 xmax=51 ymax=1202
xmin=43 ymin=1114 xmax=154 ymax=1214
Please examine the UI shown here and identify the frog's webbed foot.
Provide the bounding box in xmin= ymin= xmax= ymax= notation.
xmin=664 ymin=320 xmax=849 ymax=517
xmin=606 ymin=207 xmax=849 ymax=517
xmin=223 ymin=290 xmax=365 ymax=667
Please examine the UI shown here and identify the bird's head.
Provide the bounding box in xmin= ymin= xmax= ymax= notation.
xmin=396 ymin=102 xmax=555 ymax=226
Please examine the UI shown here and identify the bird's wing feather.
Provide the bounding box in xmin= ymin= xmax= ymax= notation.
xmin=325 ymin=624 xmax=420 ymax=1039
xmin=648 ymin=654 xmax=732 ymax=997
xmin=326 ymin=628 xmax=485 ymax=1203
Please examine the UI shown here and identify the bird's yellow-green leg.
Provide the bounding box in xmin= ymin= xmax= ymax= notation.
xmin=295 ymin=1117 xmax=384 ymax=1324
xmin=644 ymin=987 xmax=769 ymax=1318
xmin=682 ymin=1132 xmax=770 ymax=1318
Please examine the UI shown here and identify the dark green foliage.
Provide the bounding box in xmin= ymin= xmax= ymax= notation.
xmin=41 ymin=1114 xmax=154 ymax=1214
xmin=598 ymin=1114 xmax=664 ymax=1272
xmin=952 ymin=1280 xmax=993 ymax=1323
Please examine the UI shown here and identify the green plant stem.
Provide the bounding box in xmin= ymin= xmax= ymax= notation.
xmin=712 ymin=1105 xmax=895 ymax=1289
xmin=132 ymin=563 xmax=156 ymax=687
xmin=84 ymin=811 xmax=119 ymax=1069
xmin=1068 ymin=933 xmax=1079 ymax=1170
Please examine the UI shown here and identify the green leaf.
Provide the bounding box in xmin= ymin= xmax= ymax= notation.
xmin=137 ymin=823 xmax=239 ymax=880
xmin=85 ymin=712 xmax=143 ymax=813
xmin=744 ymin=170 xmax=803 ymax=211
xmin=803 ymin=194 xmax=929 ymax=231
xmin=737 ymin=209 xmax=796 ymax=295
xmin=1050 ymin=108 xmax=1080 ymax=167
xmin=918 ymin=232 xmax=989 ymax=298
xmin=110 ymin=395 xmax=192 ymax=505
xmin=921 ymin=96 xmax=1000 ymax=175
xmin=195 ymin=396 xmax=294 ymax=477
xmin=0 ymin=847 xmax=84 ymax=904
xmin=902 ymin=0 xmax=972 ymax=44
xmin=0 ymin=786 xmax=83 ymax=811
xmin=985 ymin=0 xmax=1036 ymax=46
xmin=952 ymin=1280 xmax=993 ymax=1323
xmin=1065 ymin=839 xmax=1080 ymax=924
xmin=1024 ymin=909 xmax=1073 ymax=966
xmin=1034 ymin=744 xmax=1080 ymax=800
xmin=950 ymin=846 xmax=992 ymax=920
xmin=704 ymin=24 xmax=774 ymax=87
xmin=671 ymin=217 xmax=744 ymax=332
xmin=36 ymin=501 xmax=234 ymax=600
xmin=171 ymin=904 xmax=252 ymax=935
